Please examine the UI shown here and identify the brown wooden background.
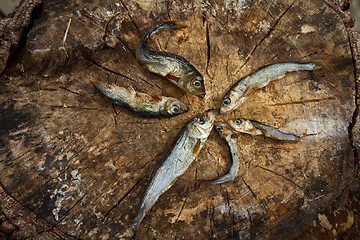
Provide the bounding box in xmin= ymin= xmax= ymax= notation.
xmin=0 ymin=0 xmax=359 ymax=239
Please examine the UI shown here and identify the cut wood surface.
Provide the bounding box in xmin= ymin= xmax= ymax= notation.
xmin=0 ymin=0 xmax=359 ymax=239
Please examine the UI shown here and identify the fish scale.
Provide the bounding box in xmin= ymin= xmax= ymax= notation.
xmin=137 ymin=21 xmax=206 ymax=97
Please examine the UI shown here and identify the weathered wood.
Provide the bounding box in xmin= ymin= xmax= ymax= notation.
xmin=0 ymin=0 xmax=43 ymax=75
xmin=0 ymin=0 xmax=359 ymax=239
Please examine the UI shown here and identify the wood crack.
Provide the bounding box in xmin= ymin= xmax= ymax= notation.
xmin=1 ymin=141 xmax=44 ymax=164
xmin=205 ymin=19 xmax=211 ymax=75
xmin=175 ymin=189 xmax=188 ymax=222
xmin=256 ymin=165 xmax=304 ymax=192
xmin=48 ymin=105 xmax=99 ymax=110
xmin=298 ymin=52 xmax=319 ymax=60
xmin=267 ymin=97 xmax=336 ymax=106
xmin=348 ymin=32 xmax=360 ymax=171
xmin=225 ymin=189 xmax=236 ymax=239
xmin=241 ymin=177 xmax=268 ymax=212
xmin=116 ymin=36 xmax=136 ymax=58
xmin=236 ymin=1 xmax=295 ymax=75
xmin=59 ymin=87 xmax=81 ymax=96
xmin=103 ymin=177 xmax=143 ymax=220
xmin=54 ymin=193 xmax=88 ymax=226
xmin=112 ymin=104 xmax=126 ymax=126
xmin=83 ymin=56 xmax=157 ymax=88
xmin=119 ymin=0 xmax=140 ymax=34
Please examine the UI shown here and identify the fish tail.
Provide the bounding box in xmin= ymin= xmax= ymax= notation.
xmin=202 ymin=175 xmax=234 ymax=184
xmin=91 ymin=81 xmax=111 ymax=95
xmin=261 ymin=125 xmax=301 ymax=141
xmin=298 ymin=62 xmax=317 ymax=70
xmin=132 ymin=205 xmax=148 ymax=229
xmin=91 ymin=81 xmax=127 ymax=104
xmin=273 ymin=132 xmax=301 ymax=141
xmin=282 ymin=133 xmax=301 ymax=142
xmin=140 ymin=21 xmax=187 ymax=46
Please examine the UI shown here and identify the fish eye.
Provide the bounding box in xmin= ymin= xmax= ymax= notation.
xmin=216 ymin=126 xmax=222 ymax=131
xmin=171 ymin=105 xmax=179 ymax=113
xmin=198 ymin=115 xmax=206 ymax=124
xmin=222 ymin=98 xmax=231 ymax=106
xmin=192 ymin=79 xmax=202 ymax=88
xmin=234 ymin=119 xmax=242 ymax=125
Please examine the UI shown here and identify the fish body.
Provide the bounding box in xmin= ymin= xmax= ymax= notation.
xmin=220 ymin=62 xmax=317 ymax=113
xmin=137 ymin=21 xmax=205 ymax=97
xmin=228 ymin=118 xmax=300 ymax=141
xmin=133 ymin=110 xmax=216 ymax=228
xmin=205 ymin=122 xmax=239 ymax=184
xmin=91 ymin=81 xmax=189 ymax=117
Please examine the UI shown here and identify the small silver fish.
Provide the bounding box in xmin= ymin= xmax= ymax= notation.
xmin=228 ymin=118 xmax=300 ymax=141
xmin=137 ymin=21 xmax=205 ymax=97
xmin=220 ymin=62 xmax=317 ymax=114
xmin=91 ymin=81 xmax=189 ymax=117
xmin=205 ymin=122 xmax=240 ymax=184
xmin=132 ymin=110 xmax=216 ymax=228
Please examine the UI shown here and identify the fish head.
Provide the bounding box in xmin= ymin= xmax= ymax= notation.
xmin=228 ymin=118 xmax=251 ymax=132
xmin=219 ymin=91 xmax=240 ymax=114
xmin=185 ymin=72 xmax=205 ymax=98
xmin=164 ymin=98 xmax=189 ymax=116
xmin=214 ymin=121 xmax=237 ymax=140
xmin=188 ymin=109 xmax=216 ymax=138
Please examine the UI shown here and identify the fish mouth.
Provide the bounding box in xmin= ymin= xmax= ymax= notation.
xmin=205 ymin=108 xmax=217 ymax=115
xmin=214 ymin=121 xmax=225 ymax=133
xmin=204 ymin=109 xmax=216 ymax=124
xmin=214 ymin=121 xmax=226 ymax=128
xmin=219 ymin=104 xmax=236 ymax=114
xmin=183 ymin=106 xmax=190 ymax=113
xmin=219 ymin=107 xmax=227 ymax=115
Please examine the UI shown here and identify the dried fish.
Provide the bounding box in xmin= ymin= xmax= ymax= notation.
xmin=205 ymin=122 xmax=239 ymax=184
xmin=91 ymin=81 xmax=189 ymax=117
xmin=220 ymin=62 xmax=317 ymax=113
xmin=228 ymin=118 xmax=300 ymax=141
xmin=137 ymin=21 xmax=205 ymax=97
xmin=132 ymin=110 xmax=216 ymax=228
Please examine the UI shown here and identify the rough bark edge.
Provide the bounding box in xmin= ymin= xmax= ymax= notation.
xmin=293 ymin=0 xmax=360 ymax=238
xmin=325 ymin=0 xmax=359 ymax=173
xmin=0 ymin=0 xmax=43 ymax=76
xmin=349 ymin=30 xmax=360 ymax=173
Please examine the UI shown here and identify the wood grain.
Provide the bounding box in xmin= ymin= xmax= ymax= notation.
xmin=0 ymin=0 xmax=358 ymax=239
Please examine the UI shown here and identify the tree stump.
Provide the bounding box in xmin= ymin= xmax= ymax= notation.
xmin=0 ymin=0 xmax=358 ymax=239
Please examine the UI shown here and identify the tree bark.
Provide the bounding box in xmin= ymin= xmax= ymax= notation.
xmin=0 ymin=0 xmax=359 ymax=239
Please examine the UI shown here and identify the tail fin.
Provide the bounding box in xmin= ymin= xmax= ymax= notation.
xmin=90 ymin=81 xmax=127 ymax=105
xmin=131 ymin=206 xmax=147 ymax=230
xmin=91 ymin=81 xmax=112 ymax=96
xmin=200 ymin=175 xmax=234 ymax=184
xmin=300 ymin=62 xmax=319 ymax=70
xmin=140 ymin=21 xmax=187 ymax=47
